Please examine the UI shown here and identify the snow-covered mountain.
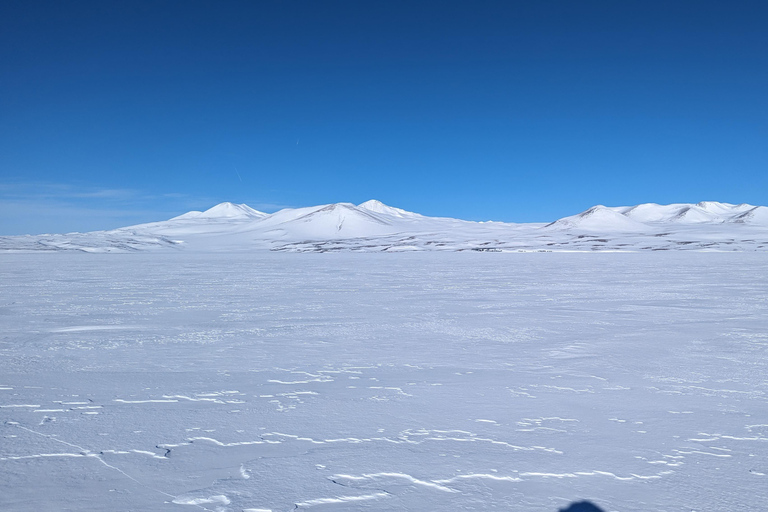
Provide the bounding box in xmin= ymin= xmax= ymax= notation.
xmin=242 ymin=202 xmax=400 ymax=239
xmin=545 ymin=202 xmax=768 ymax=231
xmin=1 ymin=200 xmax=767 ymax=253
xmin=608 ymin=201 xmax=761 ymax=225
xmin=544 ymin=205 xmax=650 ymax=232
xmin=358 ymin=199 xmax=421 ymax=218
xmin=732 ymin=205 xmax=768 ymax=224
xmin=171 ymin=202 xmax=267 ymax=220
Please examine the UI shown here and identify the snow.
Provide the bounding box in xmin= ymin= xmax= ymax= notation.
xmin=169 ymin=210 xmax=204 ymax=220
xmin=1 ymin=252 xmax=766 ymax=511
xmin=248 ymin=203 xmax=399 ymax=239
xmin=358 ymin=199 xmax=421 ymax=218
xmin=196 ymin=202 xmax=267 ymax=219
xmin=544 ymin=205 xmax=650 ymax=232
xmin=615 ymin=201 xmax=760 ymax=224
xmin=1 ymin=200 xmax=767 ymax=253
xmin=732 ymin=205 xmax=768 ymax=225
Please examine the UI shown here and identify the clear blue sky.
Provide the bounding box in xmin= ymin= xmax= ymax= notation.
xmin=1 ymin=0 xmax=766 ymax=234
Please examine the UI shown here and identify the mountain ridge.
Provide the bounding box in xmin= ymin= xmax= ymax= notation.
xmin=2 ymin=200 xmax=767 ymax=253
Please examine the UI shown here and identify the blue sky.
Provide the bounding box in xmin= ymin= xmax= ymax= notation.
xmin=1 ymin=0 xmax=767 ymax=234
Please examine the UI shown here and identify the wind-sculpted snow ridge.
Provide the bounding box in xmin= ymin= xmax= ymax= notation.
xmin=1 ymin=199 xmax=767 ymax=252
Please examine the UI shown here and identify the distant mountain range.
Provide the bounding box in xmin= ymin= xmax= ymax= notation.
xmin=547 ymin=202 xmax=768 ymax=231
xmin=2 ymin=200 xmax=767 ymax=253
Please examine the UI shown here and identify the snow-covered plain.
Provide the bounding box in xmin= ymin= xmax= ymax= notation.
xmin=2 ymin=200 xmax=767 ymax=253
xmin=1 ymin=251 xmax=767 ymax=511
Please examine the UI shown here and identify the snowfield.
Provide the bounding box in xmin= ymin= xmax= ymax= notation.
xmin=1 ymin=251 xmax=767 ymax=511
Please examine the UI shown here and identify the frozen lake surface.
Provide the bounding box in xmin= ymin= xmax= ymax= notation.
xmin=1 ymin=253 xmax=767 ymax=511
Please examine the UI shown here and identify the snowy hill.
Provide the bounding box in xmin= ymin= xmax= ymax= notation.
xmin=241 ymin=202 xmax=399 ymax=239
xmin=611 ymin=201 xmax=762 ymax=225
xmin=732 ymin=205 xmax=768 ymax=224
xmin=170 ymin=202 xmax=266 ymax=220
xmin=358 ymin=199 xmax=421 ymax=218
xmin=1 ymin=200 xmax=767 ymax=253
xmin=545 ymin=205 xmax=650 ymax=232
xmin=196 ymin=202 xmax=267 ymax=219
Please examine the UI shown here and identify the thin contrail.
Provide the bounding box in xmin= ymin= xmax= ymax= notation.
xmin=234 ymin=167 xmax=243 ymax=182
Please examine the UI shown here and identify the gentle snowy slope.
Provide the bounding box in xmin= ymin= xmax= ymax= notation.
xmin=1 ymin=200 xmax=767 ymax=252
xmin=732 ymin=205 xmax=768 ymax=224
xmin=358 ymin=199 xmax=421 ymax=218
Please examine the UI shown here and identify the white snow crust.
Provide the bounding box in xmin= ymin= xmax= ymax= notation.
xmin=0 ymin=252 xmax=766 ymax=511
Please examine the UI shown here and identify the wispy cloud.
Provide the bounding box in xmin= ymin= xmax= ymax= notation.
xmin=0 ymin=182 xmax=137 ymax=201
xmin=246 ymin=201 xmax=295 ymax=212
xmin=1 ymin=182 xmax=189 ymax=235
xmin=0 ymin=182 xmax=291 ymax=235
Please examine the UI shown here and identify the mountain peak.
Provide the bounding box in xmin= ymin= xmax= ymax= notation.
xmin=197 ymin=202 xmax=267 ymax=219
xmin=169 ymin=202 xmax=267 ymax=221
xmin=545 ymin=205 xmax=650 ymax=232
xmin=358 ymin=199 xmax=419 ymax=218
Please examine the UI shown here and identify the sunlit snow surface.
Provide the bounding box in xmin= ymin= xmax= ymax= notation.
xmin=1 ymin=252 xmax=767 ymax=511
